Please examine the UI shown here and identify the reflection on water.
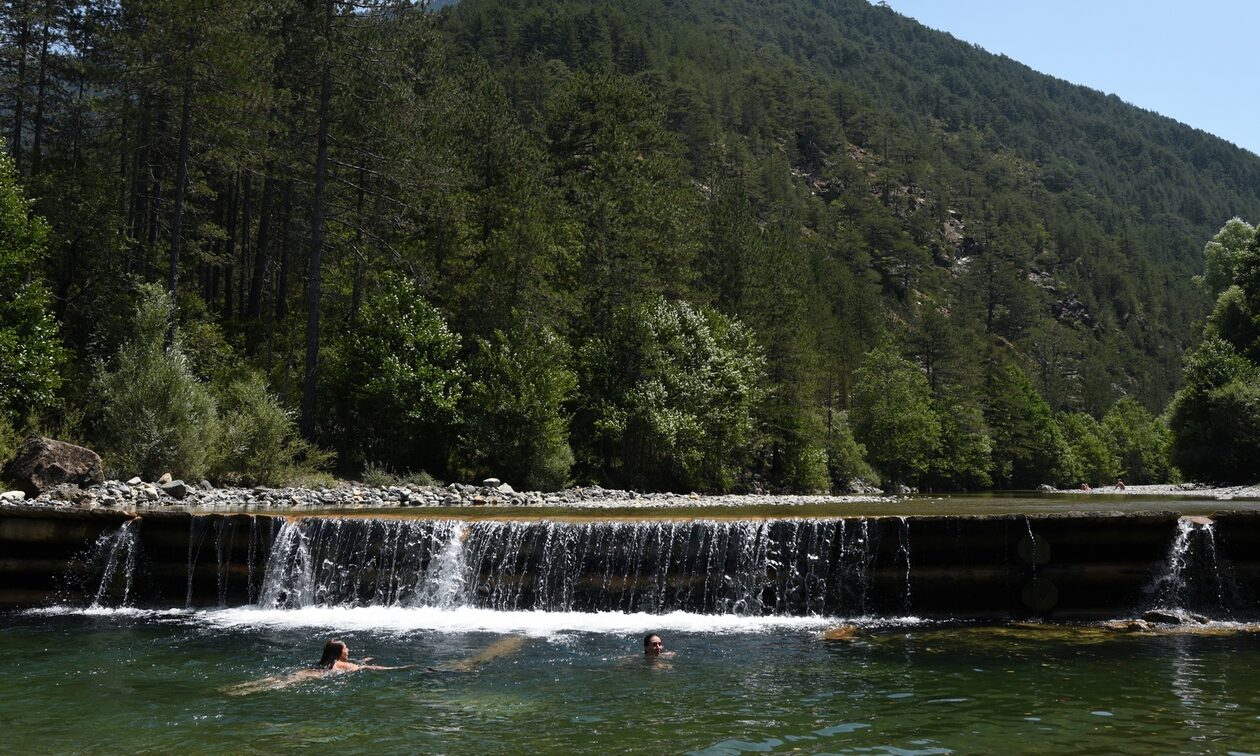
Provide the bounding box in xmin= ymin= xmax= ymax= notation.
xmin=5 ymin=609 xmax=1260 ymax=753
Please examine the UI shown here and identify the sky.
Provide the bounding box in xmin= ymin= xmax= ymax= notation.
xmin=877 ymin=0 xmax=1260 ymax=156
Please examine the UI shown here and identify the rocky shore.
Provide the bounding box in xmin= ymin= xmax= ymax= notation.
xmin=0 ymin=477 xmax=894 ymax=512
xmin=1052 ymin=483 xmax=1260 ymax=500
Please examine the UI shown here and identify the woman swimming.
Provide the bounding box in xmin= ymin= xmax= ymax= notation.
xmin=224 ymin=639 xmax=403 ymax=695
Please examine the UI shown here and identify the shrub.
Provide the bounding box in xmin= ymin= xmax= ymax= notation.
xmin=852 ymin=343 xmax=941 ymax=486
xmin=0 ymin=151 xmax=63 ymax=422
xmin=210 ymin=373 xmax=332 ymax=486
xmin=94 ymin=285 xmax=217 ymax=480
xmin=1101 ymin=398 xmax=1174 ymax=484
xmin=327 ymin=273 xmax=464 ymax=475
xmin=460 ymin=324 xmax=576 ymax=491
xmin=575 ymin=297 xmax=765 ymax=492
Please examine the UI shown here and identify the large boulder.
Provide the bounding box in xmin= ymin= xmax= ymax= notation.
xmin=3 ymin=437 xmax=104 ymax=497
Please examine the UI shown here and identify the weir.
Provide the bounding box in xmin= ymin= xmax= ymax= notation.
xmin=2 ymin=507 xmax=1259 ymax=620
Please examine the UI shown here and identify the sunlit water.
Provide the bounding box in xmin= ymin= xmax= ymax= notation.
xmin=6 ymin=608 xmax=1260 ymax=754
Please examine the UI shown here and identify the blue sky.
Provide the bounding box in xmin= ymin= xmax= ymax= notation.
xmin=878 ymin=0 xmax=1260 ymax=156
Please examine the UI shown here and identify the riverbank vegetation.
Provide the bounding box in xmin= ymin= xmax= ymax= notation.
xmin=2 ymin=0 xmax=1259 ymax=491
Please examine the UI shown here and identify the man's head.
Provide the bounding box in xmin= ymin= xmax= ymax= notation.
xmin=644 ymin=633 xmax=664 ymax=656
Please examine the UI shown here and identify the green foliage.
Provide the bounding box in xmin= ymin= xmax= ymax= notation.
xmin=984 ymin=361 xmax=1072 ymax=488
xmin=16 ymin=0 xmax=1260 ymax=492
xmin=327 ymin=274 xmax=465 ymax=475
xmin=361 ymin=463 xmax=440 ymax=489
xmin=1169 ymin=337 xmax=1260 ymax=483
xmin=0 ymin=415 xmax=19 ymax=473
xmin=1198 ymin=218 xmax=1257 ymax=298
xmin=0 ymin=151 xmax=63 ymax=422
xmin=94 ymin=285 xmax=218 ymax=480
xmin=460 ymin=323 xmax=577 ymax=491
xmin=825 ymin=411 xmax=877 ymax=490
xmin=1057 ymin=412 xmax=1120 ymax=487
xmin=576 ymin=297 xmax=764 ymax=491
xmin=1101 ymin=398 xmax=1174 ymax=485
xmin=783 ymin=440 xmax=831 ymax=494
xmin=927 ymin=400 xmax=993 ymax=490
xmin=210 ymin=373 xmax=332 ymax=486
xmin=852 ymin=344 xmax=941 ymax=486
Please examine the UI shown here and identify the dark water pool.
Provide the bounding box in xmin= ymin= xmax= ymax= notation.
xmin=5 ymin=608 xmax=1260 ymax=754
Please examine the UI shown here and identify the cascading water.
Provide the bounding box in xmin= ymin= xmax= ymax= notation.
xmin=1147 ymin=517 xmax=1239 ymax=617
xmin=249 ymin=518 xmax=905 ymax=616
xmin=88 ymin=520 xmax=141 ymax=607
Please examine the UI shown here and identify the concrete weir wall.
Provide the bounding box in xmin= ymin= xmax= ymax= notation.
xmin=2 ymin=507 xmax=1258 ymax=619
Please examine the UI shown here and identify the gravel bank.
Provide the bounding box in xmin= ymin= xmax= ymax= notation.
xmin=4 ymin=479 xmax=894 ymax=512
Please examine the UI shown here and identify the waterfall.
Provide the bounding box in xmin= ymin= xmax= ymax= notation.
xmin=247 ymin=518 xmax=906 ymax=616
xmin=1147 ymin=517 xmax=1238 ymax=617
xmin=88 ymin=520 xmax=141 ymax=608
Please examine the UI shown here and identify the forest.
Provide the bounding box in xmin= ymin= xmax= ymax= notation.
xmin=3 ymin=0 xmax=1260 ymax=492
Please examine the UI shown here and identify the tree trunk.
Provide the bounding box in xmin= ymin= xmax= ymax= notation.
xmin=301 ymin=0 xmax=335 ymax=440
xmin=238 ymin=173 xmax=252 ymax=318
xmin=11 ymin=3 xmax=29 ymax=171
xmin=30 ymin=0 xmax=52 ymax=176
xmin=168 ymin=72 xmax=193 ymax=299
xmin=275 ymin=181 xmax=292 ymax=322
xmin=223 ymin=174 xmax=239 ymax=320
xmin=247 ymin=173 xmax=275 ymax=322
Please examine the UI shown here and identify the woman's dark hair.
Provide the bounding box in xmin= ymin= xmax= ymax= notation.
xmin=644 ymin=633 xmax=661 ymax=649
xmin=319 ymin=639 xmax=347 ymax=669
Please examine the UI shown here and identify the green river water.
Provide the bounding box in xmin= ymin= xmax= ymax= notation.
xmin=4 ymin=608 xmax=1260 ymax=754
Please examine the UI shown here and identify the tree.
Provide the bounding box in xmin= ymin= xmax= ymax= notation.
xmin=0 ymin=149 xmax=62 ymax=422
xmin=1101 ymin=397 xmax=1173 ymax=484
xmin=851 ymin=343 xmax=941 ymax=486
xmin=94 ymin=284 xmax=217 ymax=479
xmin=1168 ymin=337 xmax=1260 ymax=483
xmin=575 ymin=297 xmax=764 ymax=491
xmin=459 ymin=322 xmax=576 ymax=490
xmin=326 ymin=273 xmax=464 ymax=475
xmin=1057 ymin=411 xmax=1119 ymax=487
xmin=984 ymin=360 xmax=1071 ymax=488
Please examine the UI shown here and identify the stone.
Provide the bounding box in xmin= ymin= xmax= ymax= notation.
xmin=482 ymin=478 xmax=501 ymax=488
xmin=48 ymin=483 xmax=89 ymax=503
xmin=1 ymin=490 xmax=25 ymax=502
xmin=822 ymin=624 xmax=864 ymax=642
xmin=160 ymin=480 xmax=189 ymax=499
xmin=1037 ymin=483 xmax=1056 ymax=492
xmin=158 ymin=472 xmax=173 ymax=485
xmin=127 ymin=477 xmax=143 ymax=486
xmin=496 ymin=482 xmax=515 ymax=495
xmin=2 ymin=437 xmax=104 ymax=497
xmin=199 ymin=479 xmax=213 ymax=491
xmin=1138 ymin=609 xmax=1211 ymax=626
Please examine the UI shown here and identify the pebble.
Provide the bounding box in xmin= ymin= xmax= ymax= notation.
xmin=12 ymin=479 xmax=894 ymax=513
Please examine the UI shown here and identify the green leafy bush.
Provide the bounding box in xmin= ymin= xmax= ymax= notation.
xmin=460 ymin=323 xmax=576 ymax=491
xmin=211 ymin=373 xmax=332 ymax=486
xmin=1057 ymin=412 xmax=1120 ymax=487
xmin=94 ymin=285 xmax=217 ymax=480
xmin=852 ymin=344 xmax=941 ymax=487
xmin=576 ymin=297 xmax=765 ymax=492
xmin=1169 ymin=337 xmax=1260 ymax=483
xmin=327 ymin=273 xmax=465 ymax=475
xmin=1101 ymin=398 xmax=1174 ymax=485
xmin=0 ymin=151 xmax=63 ymax=422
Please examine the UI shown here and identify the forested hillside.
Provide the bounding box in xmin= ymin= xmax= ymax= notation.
xmin=2 ymin=0 xmax=1258 ymax=492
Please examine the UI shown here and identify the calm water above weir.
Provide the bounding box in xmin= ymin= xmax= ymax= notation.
xmin=5 ymin=609 xmax=1260 ymax=754
xmin=293 ymin=491 xmax=1260 ymax=520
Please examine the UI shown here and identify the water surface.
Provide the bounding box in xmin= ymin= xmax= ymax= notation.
xmin=6 ymin=608 xmax=1260 ymax=754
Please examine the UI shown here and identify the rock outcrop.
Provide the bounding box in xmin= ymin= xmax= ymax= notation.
xmin=3 ymin=437 xmax=105 ymax=497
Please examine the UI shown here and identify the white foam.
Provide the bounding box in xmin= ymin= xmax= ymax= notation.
xmin=194 ymin=606 xmax=850 ymax=637
xmin=26 ymin=606 xmax=190 ymax=619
